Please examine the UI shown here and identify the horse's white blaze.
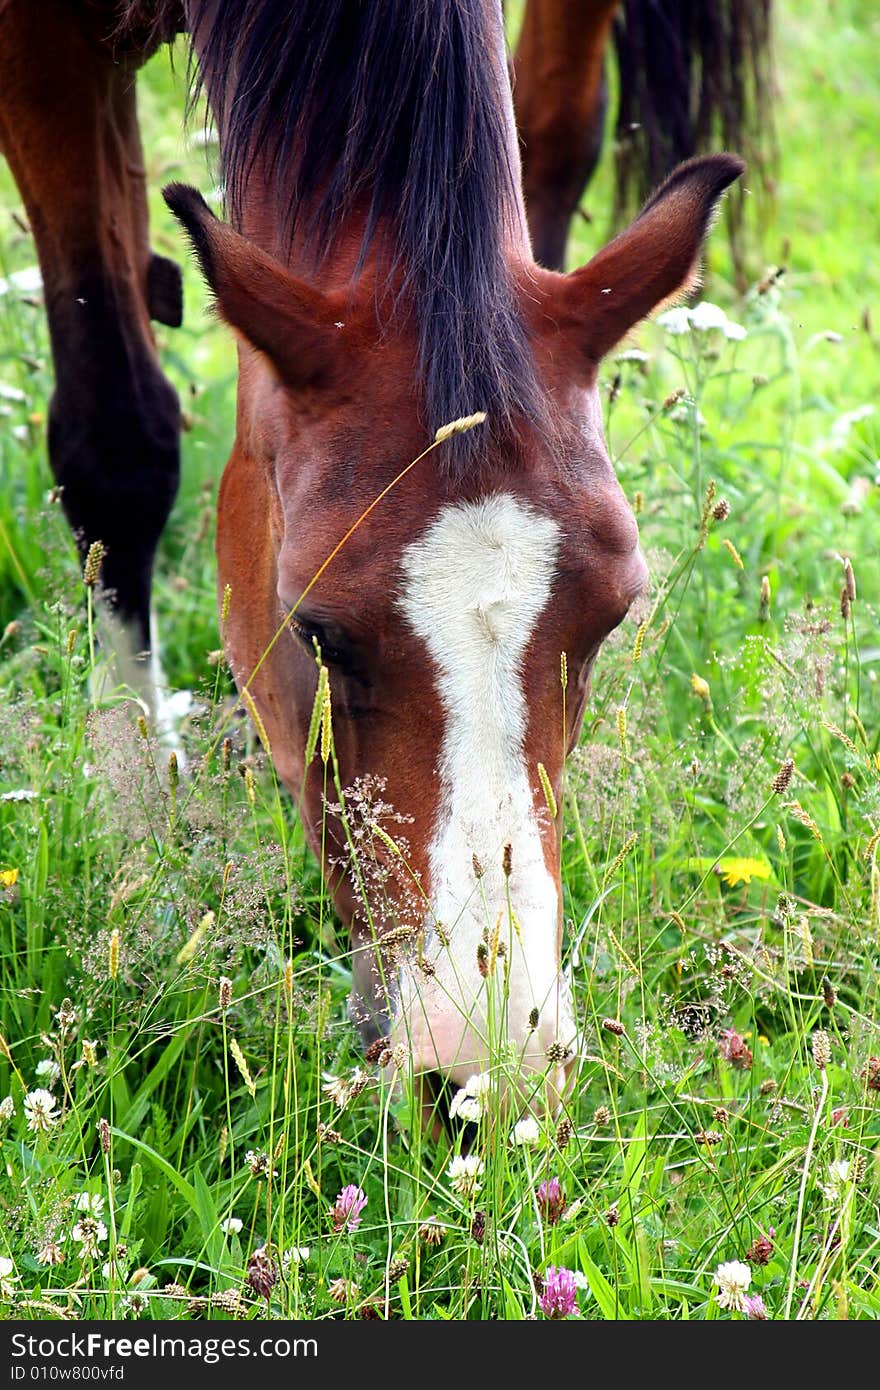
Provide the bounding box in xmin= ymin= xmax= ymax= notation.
xmin=397 ymin=493 xmax=576 ymax=1093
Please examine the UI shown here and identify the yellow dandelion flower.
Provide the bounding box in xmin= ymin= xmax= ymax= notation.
xmin=717 ymin=856 xmax=772 ymax=888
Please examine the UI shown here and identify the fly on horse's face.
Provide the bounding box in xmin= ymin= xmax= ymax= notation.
xmin=166 ymin=150 xmax=741 ymax=1104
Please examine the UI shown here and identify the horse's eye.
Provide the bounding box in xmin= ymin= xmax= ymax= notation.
xmin=288 ymin=614 xmax=347 ymax=667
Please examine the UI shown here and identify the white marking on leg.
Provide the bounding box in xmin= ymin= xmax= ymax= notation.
xmin=397 ymin=493 xmax=576 ymax=1091
xmin=92 ymin=606 xmax=193 ymax=755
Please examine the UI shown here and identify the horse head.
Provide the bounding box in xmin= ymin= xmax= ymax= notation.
xmin=165 ymin=151 xmax=741 ymax=1108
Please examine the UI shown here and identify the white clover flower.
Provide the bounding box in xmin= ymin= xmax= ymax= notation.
xmin=449 ymin=1072 xmax=492 ymax=1124
xmin=75 ymin=1192 xmax=105 ymax=1217
xmin=447 ymin=1154 xmax=484 ymax=1198
xmin=70 ymin=1218 xmax=108 ymax=1260
xmin=821 ymin=1158 xmax=852 ymax=1204
xmin=321 ymin=1073 xmax=351 ymax=1109
xmin=282 ymin=1246 xmax=310 ymax=1271
xmin=36 ymin=1237 xmax=65 ymax=1266
xmin=0 ymin=1256 xmax=17 ymax=1299
xmin=221 ymin=1217 xmax=243 ymax=1235
xmin=655 ymin=306 xmax=692 ymax=335
xmin=449 ymin=1090 xmax=482 ymax=1124
xmin=713 ymin=1259 xmax=752 ymax=1312
xmin=464 ymin=1072 xmax=492 ymax=1098
xmin=571 ymin=1270 xmax=590 ymax=1290
xmin=23 ymin=1089 xmax=59 ymax=1133
xmin=35 ymin=1059 xmax=61 ymax=1086
xmin=510 ymin=1116 xmax=541 ymax=1147
xmin=0 ymin=1096 xmax=14 ymax=1122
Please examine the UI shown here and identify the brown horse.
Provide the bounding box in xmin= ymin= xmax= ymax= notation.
xmin=0 ymin=0 xmax=743 ymax=1105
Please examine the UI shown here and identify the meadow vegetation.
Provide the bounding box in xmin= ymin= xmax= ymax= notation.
xmin=0 ymin=0 xmax=878 ymax=1320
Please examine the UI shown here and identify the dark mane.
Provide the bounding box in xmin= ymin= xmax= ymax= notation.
xmin=613 ymin=0 xmax=774 ymax=265
xmin=141 ymin=0 xmax=544 ymax=461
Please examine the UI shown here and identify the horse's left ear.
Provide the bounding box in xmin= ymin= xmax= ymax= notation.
xmin=551 ymin=154 xmax=745 ymax=365
xmin=163 ymin=183 xmax=345 ymax=386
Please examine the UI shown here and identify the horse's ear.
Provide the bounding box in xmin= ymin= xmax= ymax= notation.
xmin=163 ymin=184 xmax=342 ymax=385
xmin=552 ymin=155 xmax=745 ymax=365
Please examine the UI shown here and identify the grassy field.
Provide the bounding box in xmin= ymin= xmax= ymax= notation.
xmin=0 ymin=0 xmax=878 ymax=1321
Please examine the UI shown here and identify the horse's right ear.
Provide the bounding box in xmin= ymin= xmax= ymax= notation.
xmin=163 ymin=184 xmax=344 ymax=387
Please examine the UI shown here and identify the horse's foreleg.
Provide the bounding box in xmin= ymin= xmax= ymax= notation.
xmin=0 ymin=1 xmax=182 ymax=720
xmin=514 ymin=0 xmax=618 ymax=270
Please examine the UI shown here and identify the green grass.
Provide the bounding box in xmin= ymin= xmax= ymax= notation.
xmin=1 ymin=0 xmax=879 ymax=1321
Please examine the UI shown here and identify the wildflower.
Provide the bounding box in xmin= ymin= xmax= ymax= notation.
xmin=812 ymin=1030 xmax=832 ymax=1070
xmin=211 ymin=1288 xmax=246 ymax=1316
xmin=221 ymin=1217 xmax=243 ymax=1235
xmin=317 ymin=1120 xmax=341 ymax=1144
xmin=692 ymin=301 xmax=747 ymax=339
xmin=23 ymin=1089 xmax=59 ymax=1133
xmin=349 ymin=1066 xmax=369 ymax=1100
xmin=83 ymin=540 xmax=106 ymax=587
xmin=604 ymin=1205 xmax=620 ymax=1227
xmin=71 ymin=1216 xmax=108 ymax=1260
xmin=219 ymin=976 xmax=232 ymax=1010
xmin=712 ymin=498 xmax=731 ymax=522
xmin=247 ymin=1246 xmax=278 ymax=1301
xmin=75 ymin=1192 xmax=105 ymax=1217
xmin=245 ymin=1149 xmax=278 ymax=1179
xmin=539 ymin=1266 xmax=579 ymax=1319
xmin=862 ymin=1057 xmax=880 ymax=1092
xmin=447 ymin=1155 xmax=484 ymax=1200
xmin=388 ymin=1255 xmax=410 ymax=1279
xmin=695 ymin=1129 xmax=724 ymax=1147
xmin=449 ymin=1072 xmax=491 ymax=1124
xmin=546 ymin=1040 xmax=571 ymax=1065
xmin=282 ymin=1247 xmax=310 ymax=1272
xmin=690 ymin=673 xmax=711 ymax=702
xmin=98 ymin=1117 xmax=111 ymax=1153
xmin=718 ymin=1029 xmax=753 ymax=1070
xmin=536 ymin=1176 xmax=566 ymax=1226
xmin=718 ymin=857 xmax=770 ymax=888
xmin=713 ymin=1260 xmax=752 ymax=1313
xmin=82 ymin=1041 xmax=98 ymax=1067
xmin=471 ymin=1211 xmax=486 ymax=1245
xmin=0 ymin=1257 xmax=17 ymax=1300
xmin=322 ymin=1073 xmax=351 ymax=1110
xmin=449 ymin=1090 xmax=482 ymax=1123
xmin=0 ymin=868 xmax=19 ymax=887
xmin=511 ymin=1116 xmax=541 ymax=1147
xmin=745 ymin=1230 xmax=774 ymax=1266
xmin=419 ymin=1220 xmax=445 ymax=1247
xmin=555 ymin=1115 xmax=574 ymax=1149
xmin=332 ymin=1184 xmax=368 ymax=1233
xmin=36 ymin=1236 xmax=65 ymax=1266
xmin=772 ymin=758 xmax=795 ymax=795
xmin=655 ymin=306 xmax=692 ymax=335
xmin=328 ymin=1278 xmax=359 ymax=1304
xmin=821 ymin=1159 xmax=852 ymax=1204
xmin=35 ymin=1059 xmax=61 ymax=1086
xmin=123 ymin=1292 xmax=149 ymax=1317
xmin=0 ymin=1096 xmax=14 ymax=1122
xmin=601 ymin=1017 xmax=625 ymax=1037
xmin=744 ymin=1294 xmax=768 ymax=1320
